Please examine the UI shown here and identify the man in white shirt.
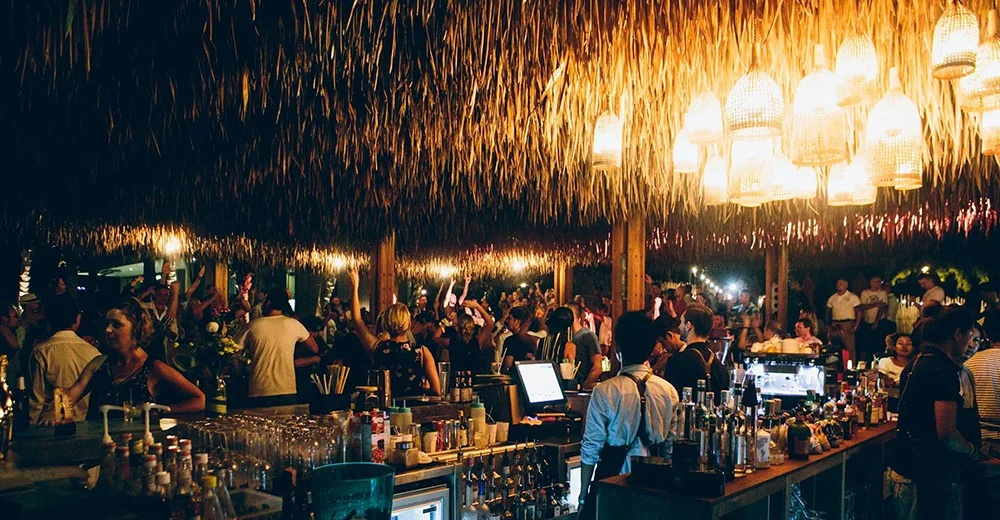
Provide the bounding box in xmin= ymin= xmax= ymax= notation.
xmin=826 ymin=279 xmax=862 ymax=362
xmin=579 ymin=311 xmax=679 ymax=517
xmin=857 ymin=276 xmax=891 ymax=361
xmin=29 ymin=295 xmax=100 ymax=423
xmin=241 ymin=292 xmax=320 ymax=406
xmin=919 ymin=273 xmax=946 ymax=308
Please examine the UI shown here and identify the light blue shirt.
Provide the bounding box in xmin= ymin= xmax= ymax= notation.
xmin=580 ymin=364 xmax=679 ymax=474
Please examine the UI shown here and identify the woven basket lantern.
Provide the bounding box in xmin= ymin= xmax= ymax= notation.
xmin=835 ymin=34 xmax=879 ymax=107
xmin=673 ymin=128 xmax=701 ymax=174
xmin=592 ymin=111 xmax=624 ymax=170
xmin=827 ymin=162 xmax=854 ymax=207
xmin=792 ymin=44 xmax=848 ymax=166
xmin=982 ymin=108 xmax=1000 ymax=155
xmin=932 ymin=0 xmax=979 ymax=80
xmin=960 ymin=10 xmax=1000 ymax=112
xmin=702 ymin=153 xmax=729 ymax=205
xmin=866 ymin=68 xmax=923 ymax=190
xmin=771 ymin=149 xmax=796 ymax=201
xmin=685 ymin=91 xmax=724 ymax=145
xmin=728 ymin=139 xmax=775 ymax=207
xmin=726 ymin=44 xmax=784 ymax=140
xmin=849 ymin=153 xmax=877 ymax=205
xmin=791 ymin=165 xmax=819 ymax=200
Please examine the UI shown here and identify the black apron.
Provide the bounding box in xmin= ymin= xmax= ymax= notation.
xmin=579 ymin=372 xmax=659 ymax=520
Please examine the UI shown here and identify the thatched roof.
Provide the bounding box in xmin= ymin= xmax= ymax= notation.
xmin=3 ymin=0 xmax=999 ymax=270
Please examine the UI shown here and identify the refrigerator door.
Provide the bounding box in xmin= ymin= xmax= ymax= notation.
xmin=566 ymin=455 xmax=582 ymax=503
xmin=392 ymin=484 xmax=450 ymax=520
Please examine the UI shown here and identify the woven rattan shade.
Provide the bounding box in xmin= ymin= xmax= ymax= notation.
xmin=792 ymin=44 xmax=847 ymax=166
xmin=685 ymin=91 xmax=724 ymax=145
xmin=726 ymin=64 xmax=784 ymax=140
xmin=835 ymin=34 xmax=878 ymax=107
xmin=673 ymin=128 xmax=701 ymax=174
xmin=702 ymin=153 xmax=729 ymax=205
xmin=866 ymin=68 xmax=923 ymax=190
xmin=932 ymin=0 xmax=979 ymax=80
xmin=959 ymin=10 xmax=1000 ymax=112
xmin=791 ymin=166 xmax=818 ymax=199
xmin=592 ymin=111 xmax=623 ymax=170
xmin=728 ymin=139 xmax=774 ymax=207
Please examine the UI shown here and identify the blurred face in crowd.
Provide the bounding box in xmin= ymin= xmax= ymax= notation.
xmin=2 ymin=307 xmax=18 ymax=329
xmin=154 ymin=286 xmax=170 ymax=306
xmin=869 ymin=277 xmax=882 ymax=292
xmin=836 ymin=279 xmax=848 ymax=294
xmin=918 ymin=277 xmax=934 ymax=290
xmin=794 ymin=320 xmax=812 ymax=339
xmin=966 ymin=328 xmax=983 ymax=361
xmin=894 ymin=335 xmax=914 ymax=359
xmin=105 ymin=309 xmax=136 ymax=352
xmin=739 ymin=291 xmax=750 ymax=306
xmin=675 ymin=286 xmax=686 ymax=299
xmin=416 ymin=294 xmax=428 ymax=308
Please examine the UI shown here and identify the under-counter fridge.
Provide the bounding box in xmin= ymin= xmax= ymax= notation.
xmin=392 ymin=484 xmax=451 ymax=520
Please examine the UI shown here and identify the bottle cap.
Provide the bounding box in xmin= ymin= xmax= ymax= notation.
xmin=130 ymin=439 xmax=145 ymax=454
xmin=201 ymin=475 xmax=217 ymax=489
xmin=195 ymin=453 xmax=209 ymax=464
xmin=156 ymin=471 xmax=171 ymax=485
xmin=115 ymin=446 xmax=129 ymax=455
xmin=149 ymin=442 xmax=163 ymax=455
xmin=119 ymin=432 xmax=133 ymax=443
xmin=144 ymin=456 xmax=157 ymax=468
xmin=471 ymin=401 xmax=484 ymax=409
xmin=400 ymin=407 xmax=411 ymax=413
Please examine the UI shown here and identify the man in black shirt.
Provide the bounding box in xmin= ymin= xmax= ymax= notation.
xmin=664 ymin=303 xmax=730 ymax=406
xmin=501 ymin=306 xmax=535 ymax=372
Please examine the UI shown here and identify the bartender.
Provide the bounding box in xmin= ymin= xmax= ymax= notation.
xmin=663 ymin=303 xmax=730 ymax=405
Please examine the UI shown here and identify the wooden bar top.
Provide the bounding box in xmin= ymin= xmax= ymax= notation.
xmin=597 ymin=421 xmax=896 ymax=506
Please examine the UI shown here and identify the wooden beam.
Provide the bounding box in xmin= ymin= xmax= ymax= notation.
xmin=611 ymin=222 xmax=626 ymax=319
xmin=625 ymin=218 xmax=647 ymax=312
xmin=371 ymin=233 xmax=396 ymax=316
xmin=778 ymin=244 xmax=789 ymax=331
xmin=765 ymin=249 xmax=776 ymax=321
xmin=212 ymin=262 xmax=229 ymax=305
xmin=554 ymin=262 xmax=574 ymax=304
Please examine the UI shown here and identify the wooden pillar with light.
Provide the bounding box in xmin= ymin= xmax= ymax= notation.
xmin=778 ymin=244 xmax=789 ymax=328
xmin=610 ymin=217 xmax=647 ymax=318
xmin=765 ymin=249 xmax=776 ymax=319
xmin=212 ymin=262 xmax=229 ymax=305
xmin=554 ymin=262 xmax=574 ymax=304
xmin=371 ymin=233 xmax=396 ymax=317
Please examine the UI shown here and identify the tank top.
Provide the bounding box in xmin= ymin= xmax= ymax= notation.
xmin=373 ymin=340 xmax=424 ymax=396
xmin=87 ymin=355 xmax=155 ymax=420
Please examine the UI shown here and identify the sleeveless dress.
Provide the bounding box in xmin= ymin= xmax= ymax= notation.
xmin=86 ymin=356 xmax=155 ymax=420
xmin=373 ymin=340 xmax=424 ymax=396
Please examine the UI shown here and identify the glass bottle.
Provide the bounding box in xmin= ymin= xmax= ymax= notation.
xmin=682 ymin=387 xmax=696 ymax=441
xmin=458 ymin=410 xmax=469 ymax=448
xmin=114 ymin=445 xmax=130 ymax=496
xmin=199 ymin=475 xmax=226 ymax=520
xmin=477 ymin=481 xmax=491 ymax=520
xmin=0 ymin=356 xmax=13 ymax=461
xmin=143 ymin=454 xmax=159 ymax=497
xmin=727 ymin=387 xmax=748 ymax=477
xmin=96 ymin=441 xmax=117 ymax=496
xmin=462 ymin=476 xmax=481 ymax=520
xmin=215 ymin=469 xmax=238 ymax=519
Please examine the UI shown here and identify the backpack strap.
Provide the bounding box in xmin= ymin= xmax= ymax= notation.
xmin=621 ymin=371 xmax=653 ymax=446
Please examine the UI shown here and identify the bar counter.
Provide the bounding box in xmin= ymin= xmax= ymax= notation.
xmin=595 ymin=422 xmax=896 ymax=520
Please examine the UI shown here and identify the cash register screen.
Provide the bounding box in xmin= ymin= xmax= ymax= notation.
xmin=515 ymin=360 xmax=567 ymax=408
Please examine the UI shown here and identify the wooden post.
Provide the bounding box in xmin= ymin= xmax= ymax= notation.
xmin=554 ymin=262 xmax=574 ymax=304
xmin=765 ymin=249 xmax=776 ymax=320
xmin=212 ymin=262 xmax=229 ymax=304
xmin=371 ymin=233 xmax=396 ymax=317
xmin=625 ymin=219 xmax=647 ymax=312
xmin=611 ymin=222 xmax=626 ymax=319
xmin=778 ymin=244 xmax=790 ymax=330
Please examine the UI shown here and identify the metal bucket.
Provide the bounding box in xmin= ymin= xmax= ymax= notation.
xmin=309 ymin=463 xmax=395 ymax=520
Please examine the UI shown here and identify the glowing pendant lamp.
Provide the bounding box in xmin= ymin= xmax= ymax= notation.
xmin=791 ymin=165 xmax=818 ymax=199
xmin=702 ymin=153 xmax=729 ymax=205
xmin=960 ymin=10 xmax=1000 ymax=112
xmin=866 ymin=67 xmax=923 ymax=190
xmin=932 ymin=0 xmax=979 ymax=80
xmin=770 ymin=149 xmax=795 ymax=201
xmin=982 ymin=108 xmax=1000 ymax=155
xmin=849 ymin=153 xmax=877 ymax=205
xmin=673 ymin=128 xmax=701 ymax=174
xmin=835 ymin=34 xmax=878 ymax=106
xmin=684 ymin=91 xmax=724 ymax=145
xmin=592 ymin=111 xmax=623 ymax=170
xmin=726 ymin=43 xmax=784 ymax=140
xmin=792 ymin=44 xmax=848 ymax=166
xmin=827 ymin=162 xmax=855 ymax=207
xmin=728 ymin=139 xmax=775 ymax=207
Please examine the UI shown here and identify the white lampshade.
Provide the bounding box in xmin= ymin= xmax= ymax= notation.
xmin=932 ymin=0 xmax=979 ymax=80
xmin=673 ymin=128 xmax=701 ymax=174
xmin=770 ymin=150 xmax=795 ymax=201
xmin=792 ymin=44 xmax=848 ymax=166
xmin=866 ymin=68 xmax=923 ymax=190
xmin=827 ymin=162 xmax=855 ymax=207
xmin=959 ymin=10 xmax=1000 ymax=112
xmin=702 ymin=153 xmax=729 ymax=205
xmin=791 ymin=166 xmax=818 ymax=199
xmin=849 ymin=154 xmax=877 ymax=205
xmin=725 ymin=53 xmax=784 ymax=140
xmin=684 ymin=91 xmax=724 ymax=144
xmin=592 ymin=111 xmax=624 ymax=170
xmin=728 ymin=139 xmax=775 ymax=207
xmin=982 ymin=108 xmax=1000 ymax=155
xmin=835 ymin=34 xmax=878 ymax=106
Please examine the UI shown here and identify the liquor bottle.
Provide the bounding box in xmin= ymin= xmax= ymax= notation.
xmin=154 ymin=471 xmax=173 ymax=517
xmin=535 ymin=489 xmax=547 ymax=520
xmin=462 ymin=371 xmax=474 ymax=403
xmin=96 ymin=441 xmax=118 ymax=496
xmin=489 ymin=475 xmax=504 ymax=520
xmin=787 ymin=416 xmax=812 ymax=460
xmin=706 ymin=409 xmax=721 ymax=471
xmin=0 ymin=356 xmax=12 ymax=459
xmin=360 ymin=412 xmax=373 ymax=462
xmin=199 ymin=475 xmax=226 ymax=520
xmin=214 ymin=469 xmax=238 ymax=520
xmin=127 ymin=439 xmax=146 ymax=496
xmin=12 ymin=376 xmax=28 ymax=431
xmin=458 ymin=410 xmax=470 ymax=448
xmin=696 ymin=379 xmax=708 ymax=411
xmin=477 ymin=481 xmax=491 ymax=520
xmin=522 ymin=482 xmax=536 ymax=520
xmin=682 ymin=387 xmax=696 ymax=441
xmin=841 ymin=396 xmax=856 ymax=439
xmin=193 ymin=453 xmax=209 ymax=486
xmin=696 ymin=391 xmax=714 ymax=469
xmin=143 ymin=454 xmax=159 ymax=497
xmin=462 ymin=476 xmax=482 ymax=520
xmin=742 ymin=378 xmax=760 ymax=473
xmin=727 ymin=387 xmax=747 ymax=478
xmin=549 ymin=486 xmax=562 ymax=517
xmin=754 ymin=423 xmax=771 ymax=469
xmin=171 ymin=461 xmax=197 ymax=520
xmin=114 ymin=445 xmax=130 ymax=496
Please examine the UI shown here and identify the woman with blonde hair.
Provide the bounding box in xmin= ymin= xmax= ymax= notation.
xmin=347 ymin=269 xmax=441 ymax=396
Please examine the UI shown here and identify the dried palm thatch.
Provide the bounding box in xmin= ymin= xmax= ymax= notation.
xmin=2 ymin=0 xmax=998 ymax=262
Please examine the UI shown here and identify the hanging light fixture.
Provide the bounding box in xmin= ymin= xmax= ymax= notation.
xmin=673 ymin=128 xmax=701 ymax=174
xmin=848 ymin=153 xmax=877 ymax=205
xmin=866 ymin=67 xmax=923 ymax=190
xmin=983 ymin=108 xmax=1000 ymax=155
xmin=726 ymin=43 xmax=784 ymax=140
xmin=702 ymin=152 xmax=728 ymax=205
xmin=684 ymin=91 xmax=724 ymax=145
xmin=960 ymin=10 xmax=1000 ymax=112
xmin=728 ymin=139 xmax=775 ymax=207
xmin=835 ymin=34 xmax=878 ymax=106
xmin=792 ymin=44 xmax=847 ymax=166
xmin=592 ymin=111 xmax=623 ymax=170
xmin=827 ymin=162 xmax=855 ymax=207
xmin=791 ymin=166 xmax=818 ymax=199
xmin=770 ymin=149 xmax=795 ymax=201
xmin=932 ymin=0 xmax=980 ymax=80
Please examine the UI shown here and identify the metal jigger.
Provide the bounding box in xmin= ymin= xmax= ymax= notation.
xmin=141 ymin=403 xmax=171 ymax=446
xmin=99 ymin=405 xmax=126 ymax=444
